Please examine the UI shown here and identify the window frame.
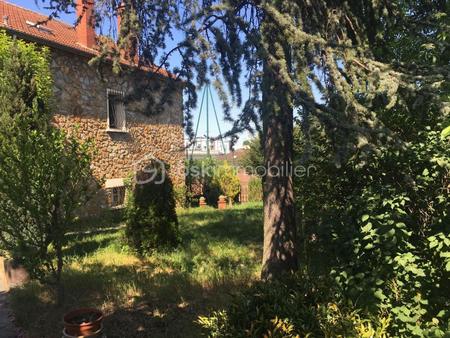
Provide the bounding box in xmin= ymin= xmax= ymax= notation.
xmin=106 ymin=89 xmax=127 ymax=133
xmin=110 ymin=186 xmax=126 ymax=208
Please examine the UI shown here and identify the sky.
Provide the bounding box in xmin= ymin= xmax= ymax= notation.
xmin=8 ymin=0 xmax=251 ymax=148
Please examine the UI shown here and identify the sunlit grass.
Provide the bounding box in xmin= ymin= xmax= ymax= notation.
xmin=9 ymin=202 xmax=263 ymax=337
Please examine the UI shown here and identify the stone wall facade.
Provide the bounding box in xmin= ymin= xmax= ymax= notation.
xmin=50 ymin=49 xmax=185 ymax=214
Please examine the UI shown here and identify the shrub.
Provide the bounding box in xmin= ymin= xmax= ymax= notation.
xmin=212 ymin=161 xmax=241 ymax=205
xmin=173 ymin=184 xmax=188 ymax=208
xmin=0 ymin=31 xmax=52 ymax=125
xmin=125 ymin=169 xmax=180 ymax=253
xmin=203 ymin=181 xmax=222 ymax=207
xmin=295 ymin=117 xmax=450 ymax=336
xmin=186 ymin=157 xmax=220 ymax=205
xmin=0 ymin=33 xmax=94 ymax=303
xmin=248 ymin=176 xmax=262 ymax=202
xmin=199 ymin=273 xmax=391 ymax=337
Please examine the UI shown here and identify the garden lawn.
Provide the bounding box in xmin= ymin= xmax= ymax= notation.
xmin=9 ymin=202 xmax=263 ymax=338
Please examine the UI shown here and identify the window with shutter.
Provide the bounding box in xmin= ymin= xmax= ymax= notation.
xmin=107 ymin=89 xmax=126 ymax=131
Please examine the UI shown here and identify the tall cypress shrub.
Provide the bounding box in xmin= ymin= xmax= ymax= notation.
xmin=125 ymin=169 xmax=180 ymax=254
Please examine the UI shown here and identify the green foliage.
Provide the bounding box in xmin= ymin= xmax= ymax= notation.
xmin=186 ymin=157 xmax=221 ymax=205
xmin=0 ymin=127 xmax=94 ymax=282
xmin=0 ymin=33 xmax=94 ymax=291
xmin=187 ymin=158 xmax=241 ymax=205
xmin=248 ymin=176 xmax=262 ymax=202
xmin=240 ymin=137 xmax=264 ymax=175
xmin=199 ymin=273 xmax=391 ymax=337
xmin=442 ymin=125 xmax=450 ymax=140
xmin=173 ymin=184 xmax=188 ymax=208
xmin=125 ymin=172 xmax=180 ymax=254
xmin=296 ymin=118 xmax=450 ymax=336
xmin=290 ymin=1 xmax=450 ymax=329
xmin=212 ymin=161 xmax=241 ymax=205
xmin=0 ymin=30 xmax=52 ymax=125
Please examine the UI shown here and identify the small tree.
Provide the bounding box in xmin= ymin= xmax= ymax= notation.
xmin=213 ymin=161 xmax=241 ymax=206
xmin=125 ymin=168 xmax=180 ymax=254
xmin=0 ymin=33 xmax=94 ymax=304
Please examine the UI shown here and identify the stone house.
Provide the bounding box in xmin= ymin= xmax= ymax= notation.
xmin=0 ymin=0 xmax=185 ymax=212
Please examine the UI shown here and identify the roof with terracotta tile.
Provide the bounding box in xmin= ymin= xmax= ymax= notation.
xmin=0 ymin=0 xmax=97 ymax=54
xmin=0 ymin=0 xmax=172 ymax=77
xmin=215 ymin=148 xmax=248 ymax=166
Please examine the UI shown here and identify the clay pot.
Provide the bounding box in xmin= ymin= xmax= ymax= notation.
xmin=218 ymin=195 xmax=227 ymax=210
xmin=63 ymin=308 xmax=103 ymax=337
xmin=199 ymin=196 xmax=207 ymax=208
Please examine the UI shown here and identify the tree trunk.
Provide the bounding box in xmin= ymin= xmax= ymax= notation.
xmin=260 ymin=29 xmax=298 ymax=279
xmin=56 ymin=242 xmax=64 ymax=306
xmin=51 ymin=200 xmax=65 ymax=306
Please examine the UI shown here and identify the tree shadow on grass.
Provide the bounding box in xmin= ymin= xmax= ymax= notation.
xmin=10 ymin=260 xmax=238 ymax=338
xmin=102 ymin=270 xmax=210 ymax=338
xmin=9 ymin=204 xmax=263 ymax=337
xmin=70 ymin=209 xmax=125 ymax=233
xmin=65 ymin=226 xmax=124 ymax=239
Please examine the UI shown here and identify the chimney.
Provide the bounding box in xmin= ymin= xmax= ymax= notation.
xmin=76 ymin=0 xmax=96 ymax=48
xmin=117 ymin=2 xmax=138 ymax=63
xmin=117 ymin=2 xmax=125 ymax=36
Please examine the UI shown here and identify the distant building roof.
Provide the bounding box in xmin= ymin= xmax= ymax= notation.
xmin=185 ymin=137 xmax=232 ymax=157
xmin=215 ymin=148 xmax=248 ymax=166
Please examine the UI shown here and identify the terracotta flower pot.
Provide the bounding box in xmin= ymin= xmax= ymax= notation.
xmin=63 ymin=308 xmax=103 ymax=337
xmin=199 ymin=196 xmax=207 ymax=207
xmin=218 ymin=195 xmax=227 ymax=209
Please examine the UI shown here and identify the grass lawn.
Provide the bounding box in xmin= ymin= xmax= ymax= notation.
xmin=9 ymin=202 xmax=263 ymax=337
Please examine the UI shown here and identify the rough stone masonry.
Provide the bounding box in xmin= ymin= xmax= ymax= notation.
xmin=51 ymin=49 xmax=185 ymax=213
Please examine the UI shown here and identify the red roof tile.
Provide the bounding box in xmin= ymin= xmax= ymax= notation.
xmin=0 ymin=0 xmax=172 ymax=77
xmin=0 ymin=0 xmax=97 ymax=54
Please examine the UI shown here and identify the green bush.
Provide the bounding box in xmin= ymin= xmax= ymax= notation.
xmin=212 ymin=161 xmax=241 ymax=205
xmin=0 ymin=32 xmax=95 ymax=303
xmin=125 ymin=170 xmax=180 ymax=254
xmin=173 ymin=184 xmax=188 ymax=208
xmin=295 ymin=117 xmax=450 ymax=336
xmin=0 ymin=31 xmax=52 ymax=125
xmin=186 ymin=158 xmax=241 ymax=206
xmin=239 ymin=137 xmax=264 ymax=175
xmin=199 ymin=273 xmax=391 ymax=337
xmin=248 ymin=176 xmax=262 ymax=202
xmin=186 ymin=157 xmax=220 ymax=206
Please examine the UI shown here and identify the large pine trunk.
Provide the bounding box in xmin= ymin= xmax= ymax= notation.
xmin=260 ymin=50 xmax=298 ymax=279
